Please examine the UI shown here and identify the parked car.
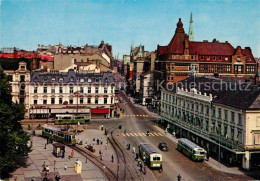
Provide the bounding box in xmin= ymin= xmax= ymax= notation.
xmin=158 ymin=142 xmax=169 ymax=151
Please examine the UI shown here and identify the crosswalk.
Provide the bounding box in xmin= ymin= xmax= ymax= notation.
xmin=121 ymin=132 xmax=163 ymax=137
xmin=122 ymin=114 xmax=149 ymax=117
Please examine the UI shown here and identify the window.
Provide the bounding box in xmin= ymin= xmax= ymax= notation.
xmin=7 ymin=75 xmax=13 ymax=81
xmin=200 ymin=56 xmax=204 ymax=60
xmin=213 ymin=56 xmax=216 ymax=61
xmin=51 ymin=77 xmax=55 ymax=82
xmin=104 ymin=87 xmax=107 ymax=93
xmin=80 ymin=87 xmax=84 ymax=93
xmin=80 ymin=78 xmax=84 ymax=83
xmin=95 ymin=87 xmax=99 ymax=93
xmin=43 ymin=99 xmax=47 ymax=104
xmin=51 ymin=98 xmax=55 ymax=104
xmin=20 ymin=75 xmax=25 ymax=82
xmin=70 ymin=87 xmax=73 ymax=93
xmin=59 ymin=98 xmax=63 ymax=104
xmin=59 ymin=78 xmax=63 ymax=82
xmin=196 ymin=103 xmax=199 ymax=111
xmin=219 ymin=56 xmax=222 ymax=61
xmin=95 ymin=98 xmax=98 ymax=104
xmin=80 ymin=98 xmax=83 ymax=104
xmin=238 ymin=113 xmax=242 ymax=125
xmin=87 ymin=78 xmax=92 ymax=83
xmin=59 ymin=87 xmax=63 ymax=93
xmin=19 ymin=98 xmax=24 ymax=104
xmin=104 ymin=98 xmax=107 ymax=104
xmin=231 ymin=128 xmax=234 ymax=140
xmin=43 ymin=76 xmax=48 ymax=82
xmin=224 ymin=126 xmax=227 ymax=137
xmin=212 ymin=107 xmax=216 ymax=117
xmin=237 ymin=56 xmax=241 ymax=61
xmin=34 ymin=99 xmax=37 ymax=104
xmin=51 ymin=87 xmax=55 ymax=93
xmin=70 ymin=77 xmax=74 ymax=82
xmin=191 ymin=55 xmax=194 ymax=59
xmin=218 ymin=108 xmax=221 ymax=118
xmin=246 ymin=58 xmax=251 ymax=62
xmin=224 ymin=110 xmax=228 ymax=120
xmin=88 ymin=87 xmax=91 ymax=93
xmin=111 ymin=97 xmax=113 ymax=104
xmin=34 ymin=87 xmax=37 ymax=93
xmin=69 ymin=99 xmax=73 ymax=104
xmin=201 ymin=104 xmax=204 ymax=113
xmin=206 ymin=106 xmax=209 ymax=115
xmin=43 ymin=87 xmax=47 ymax=93
xmin=225 ymin=57 xmax=228 ymax=61
xmin=87 ymin=98 xmax=91 ymax=104
xmin=231 ymin=112 xmax=235 ymax=122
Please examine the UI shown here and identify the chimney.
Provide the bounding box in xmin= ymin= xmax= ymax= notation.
xmin=203 ymin=40 xmax=208 ymax=42
xmin=225 ymin=41 xmax=228 ymax=43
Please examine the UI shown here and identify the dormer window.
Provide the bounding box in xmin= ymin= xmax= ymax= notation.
xmin=51 ymin=77 xmax=55 ymax=82
xmin=80 ymin=78 xmax=84 ymax=83
xmin=219 ymin=56 xmax=222 ymax=61
xmin=246 ymin=58 xmax=251 ymax=62
xmin=59 ymin=78 xmax=63 ymax=82
xmin=191 ymin=55 xmax=194 ymax=60
xmin=237 ymin=56 xmax=241 ymax=61
xmin=44 ymin=77 xmax=48 ymax=82
xmin=200 ymin=56 xmax=204 ymax=60
xmin=225 ymin=57 xmax=228 ymax=61
xmin=180 ymin=55 xmax=182 ymax=59
xmin=70 ymin=77 xmax=74 ymax=82
xmin=87 ymin=78 xmax=92 ymax=83
xmin=104 ymin=78 xmax=108 ymax=82
xmin=207 ymin=56 xmax=210 ymax=60
xmin=95 ymin=78 xmax=99 ymax=82
xmin=213 ymin=56 xmax=216 ymax=61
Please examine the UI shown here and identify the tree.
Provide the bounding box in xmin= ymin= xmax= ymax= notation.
xmin=0 ymin=66 xmax=30 ymax=179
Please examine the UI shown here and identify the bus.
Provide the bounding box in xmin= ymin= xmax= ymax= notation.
xmin=42 ymin=125 xmax=76 ymax=145
xmin=55 ymin=114 xmax=90 ymax=125
xmin=177 ymin=138 xmax=206 ymax=161
xmin=139 ymin=143 xmax=162 ymax=169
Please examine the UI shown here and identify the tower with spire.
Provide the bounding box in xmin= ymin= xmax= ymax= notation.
xmin=188 ymin=12 xmax=194 ymax=41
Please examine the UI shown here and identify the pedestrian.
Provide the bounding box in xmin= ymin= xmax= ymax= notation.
xmin=31 ymin=176 xmax=35 ymax=181
xmin=101 ymin=152 xmax=103 ymax=160
xmin=100 ymin=138 xmax=103 ymax=145
xmin=97 ymin=138 xmax=99 ymax=145
xmin=111 ymin=154 xmax=114 ymax=162
xmin=105 ymin=143 xmax=108 ymax=150
xmin=47 ymin=138 xmax=49 ymax=144
xmin=107 ymin=135 xmax=109 ymax=144
xmin=177 ymin=174 xmax=181 ymax=181
xmin=71 ymin=150 xmax=74 ymax=158
xmin=46 ymin=165 xmax=50 ymax=172
xmin=93 ymin=138 xmax=95 ymax=145
xmin=101 ymin=125 xmax=103 ymax=131
xmin=42 ymin=161 xmax=46 ymax=172
xmin=99 ymin=150 xmax=102 ymax=156
xmin=55 ymin=175 xmax=61 ymax=181
xmin=61 ymin=149 xmax=64 ymax=158
xmin=229 ymin=157 xmax=232 ymax=166
xmin=64 ymin=163 xmax=67 ymax=170
xmin=133 ymin=146 xmax=136 ymax=154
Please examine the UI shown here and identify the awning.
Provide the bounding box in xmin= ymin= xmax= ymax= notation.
xmin=91 ymin=109 xmax=109 ymax=114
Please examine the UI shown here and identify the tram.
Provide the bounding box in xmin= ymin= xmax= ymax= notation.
xmin=42 ymin=125 xmax=76 ymax=145
xmin=138 ymin=143 xmax=162 ymax=169
xmin=55 ymin=114 xmax=90 ymax=125
xmin=177 ymin=138 xmax=206 ymax=161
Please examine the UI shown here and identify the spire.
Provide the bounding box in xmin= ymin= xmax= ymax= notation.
xmin=188 ymin=12 xmax=194 ymax=41
xmin=175 ymin=18 xmax=184 ymax=33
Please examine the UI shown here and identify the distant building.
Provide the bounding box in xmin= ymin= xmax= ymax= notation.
xmin=160 ymin=76 xmax=260 ymax=170
xmin=156 ymin=18 xmax=257 ymax=84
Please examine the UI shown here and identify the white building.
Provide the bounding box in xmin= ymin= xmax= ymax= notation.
xmin=160 ymin=76 xmax=260 ymax=170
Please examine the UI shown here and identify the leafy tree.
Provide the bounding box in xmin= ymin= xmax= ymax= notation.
xmin=0 ymin=66 xmax=30 ymax=179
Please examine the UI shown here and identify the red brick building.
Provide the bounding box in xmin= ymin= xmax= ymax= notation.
xmin=156 ymin=18 xmax=257 ymax=84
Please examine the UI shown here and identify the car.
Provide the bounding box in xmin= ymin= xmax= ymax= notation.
xmin=158 ymin=142 xmax=169 ymax=151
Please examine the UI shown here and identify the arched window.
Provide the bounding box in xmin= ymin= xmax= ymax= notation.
xmin=80 ymin=78 xmax=84 ymax=83
xmin=59 ymin=77 xmax=63 ymax=82
xmin=51 ymin=77 xmax=55 ymax=82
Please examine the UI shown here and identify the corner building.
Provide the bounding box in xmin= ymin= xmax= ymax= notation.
xmin=156 ymin=18 xmax=257 ymax=84
xmin=160 ymin=76 xmax=260 ymax=170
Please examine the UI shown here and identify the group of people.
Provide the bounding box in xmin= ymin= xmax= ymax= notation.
xmin=92 ymin=137 xmax=103 ymax=145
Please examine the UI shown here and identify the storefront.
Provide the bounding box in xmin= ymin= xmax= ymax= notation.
xmin=91 ymin=109 xmax=110 ymax=119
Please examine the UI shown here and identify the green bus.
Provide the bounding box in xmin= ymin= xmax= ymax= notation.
xmin=139 ymin=143 xmax=162 ymax=169
xmin=55 ymin=114 xmax=90 ymax=125
xmin=177 ymin=138 xmax=205 ymax=161
xmin=42 ymin=125 xmax=76 ymax=145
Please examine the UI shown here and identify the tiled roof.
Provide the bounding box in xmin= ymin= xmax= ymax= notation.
xmin=167 ymin=76 xmax=260 ymax=110
xmin=189 ymin=41 xmax=235 ymax=56
xmin=242 ymin=48 xmax=255 ymax=63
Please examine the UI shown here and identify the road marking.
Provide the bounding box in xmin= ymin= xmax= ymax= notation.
xmin=145 ymin=115 xmax=149 ymax=117
xmin=121 ymin=133 xmax=126 ymax=137
xmin=129 ymin=133 xmax=135 ymax=136
xmin=153 ymin=133 xmax=159 ymax=136
xmin=150 ymin=133 xmax=155 ymax=136
xmin=136 ymin=115 xmax=139 ymax=117
xmin=134 ymin=133 xmax=139 ymax=136
xmin=138 ymin=133 xmax=143 ymax=136
xmin=142 ymin=133 xmax=146 ymax=136
xmin=158 ymin=133 xmax=163 ymax=136
xmin=125 ymin=133 xmax=130 ymax=137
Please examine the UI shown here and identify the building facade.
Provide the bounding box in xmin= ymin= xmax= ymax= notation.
xmin=29 ymin=70 xmax=116 ymax=119
xmin=156 ymin=18 xmax=257 ymax=84
xmin=160 ymin=76 xmax=260 ymax=170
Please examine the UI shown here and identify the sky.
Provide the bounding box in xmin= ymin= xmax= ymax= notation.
xmin=0 ymin=0 xmax=260 ymax=58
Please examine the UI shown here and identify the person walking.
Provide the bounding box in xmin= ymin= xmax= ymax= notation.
xmin=97 ymin=138 xmax=99 ymax=145
xmin=132 ymin=146 xmax=136 ymax=154
xmin=71 ymin=150 xmax=74 ymax=158
xmin=111 ymin=154 xmax=114 ymax=162
xmin=93 ymin=138 xmax=95 ymax=145
xmin=105 ymin=143 xmax=108 ymax=150
xmin=64 ymin=163 xmax=67 ymax=170
xmin=42 ymin=161 xmax=46 ymax=172
xmin=100 ymin=138 xmax=103 ymax=145
xmin=46 ymin=165 xmax=50 ymax=173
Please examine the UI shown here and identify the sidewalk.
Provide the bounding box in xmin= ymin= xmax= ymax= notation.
xmin=10 ymin=131 xmax=105 ymax=181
